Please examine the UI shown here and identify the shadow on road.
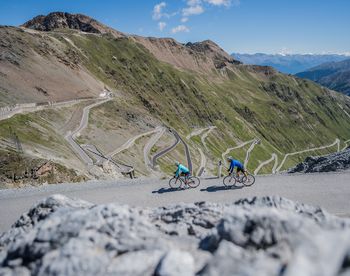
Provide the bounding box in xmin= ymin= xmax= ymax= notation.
xmin=152 ymin=187 xmax=185 ymax=194
xmin=203 ymin=177 xmax=220 ymax=180
xmin=200 ymin=185 xmax=243 ymax=193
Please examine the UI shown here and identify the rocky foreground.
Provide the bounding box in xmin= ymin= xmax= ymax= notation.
xmin=289 ymin=148 xmax=350 ymax=173
xmin=0 ymin=195 xmax=350 ymax=276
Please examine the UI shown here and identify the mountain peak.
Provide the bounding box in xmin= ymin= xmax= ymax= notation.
xmin=186 ymin=40 xmax=241 ymax=68
xmin=21 ymin=12 xmax=123 ymax=37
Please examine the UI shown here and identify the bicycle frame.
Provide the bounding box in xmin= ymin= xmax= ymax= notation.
xmin=228 ymin=172 xmax=245 ymax=182
xmin=175 ymin=175 xmax=188 ymax=184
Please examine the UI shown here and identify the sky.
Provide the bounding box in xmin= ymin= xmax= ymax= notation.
xmin=0 ymin=0 xmax=349 ymax=55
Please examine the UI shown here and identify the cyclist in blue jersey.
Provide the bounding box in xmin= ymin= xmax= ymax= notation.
xmin=174 ymin=161 xmax=190 ymax=183
xmin=227 ymin=157 xmax=247 ymax=178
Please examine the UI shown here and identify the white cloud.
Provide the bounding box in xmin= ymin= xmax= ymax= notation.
xmin=187 ymin=0 xmax=202 ymax=6
xmin=181 ymin=17 xmax=189 ymax=23
xmin=153 ymin=2 xmax=167 ymax=20
xmin=204 ymin=0 xmax=235 ymax=7
xmin=158 ymin=21 xmax=167 ymax=31
xmin=182 ymin=5 xmax=204 ymax=16
xmin=171 ymin=25 xmax=190 ymax=33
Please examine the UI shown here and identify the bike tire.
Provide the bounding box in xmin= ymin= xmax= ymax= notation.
xmin=187 ymin=176 xmax=200 ymax=188
xmin=242 ymin=174 xmax=255 ymax=186
xmin=169 ymin=177 xmax=182 ymax=189
xmin=223 ymin=175 xmax=236 ymax=187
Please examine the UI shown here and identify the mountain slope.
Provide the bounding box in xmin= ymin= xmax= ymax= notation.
xmin=232 ymin=53 xmax=349 ymax=74
xmin=1 ymin=12 xmax=350 ymax=180
xmin=295 ymin=59 xmax=350 ymax=95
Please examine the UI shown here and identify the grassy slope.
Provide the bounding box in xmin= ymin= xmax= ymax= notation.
xmin=0 ymin=105 xmax=87 ymax=173
xmin=1 ymin=29 xmax=350 ymax=177
xmin=60 ymin=32 xmax=350 ymax=174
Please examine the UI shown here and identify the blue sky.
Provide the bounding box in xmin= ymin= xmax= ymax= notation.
xmin=0 ymin=0 xmax=349 ymax=55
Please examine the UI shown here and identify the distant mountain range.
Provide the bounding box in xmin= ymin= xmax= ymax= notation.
xmin=296 ymin=58 xmax=350 ymax=96
xmin=231 ymin=53 xmax=349 ymax=74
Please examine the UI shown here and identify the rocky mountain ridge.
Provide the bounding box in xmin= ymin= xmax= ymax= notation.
xmin=289 ymin=148 xmax=350 ymax=173
xmin=21 ymin=11 xmax=124 ymax=37
xmin=20 ymin=12 xmax=239 ymax=74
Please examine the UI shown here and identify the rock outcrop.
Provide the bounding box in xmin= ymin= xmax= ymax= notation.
xmin=186 ymin=40 xmax=241 ymax=69
xmin=289 ymin=148 xmax=350 ymax=173
xmin=1 ymin=195 xmax=350 ymax=275
xmin=21 ymin=12 xmax=124 ymax=37
xmin=133 ymin=36 xmax=241 ymax=74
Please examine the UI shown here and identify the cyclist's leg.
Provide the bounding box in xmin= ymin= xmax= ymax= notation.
xmin=238 ymin=167 xmax=247 ymax=177
xmin=236 ymin=167 xmax=240 ymax=177
xmin=185 ymin=172 xmax=190 ymax=184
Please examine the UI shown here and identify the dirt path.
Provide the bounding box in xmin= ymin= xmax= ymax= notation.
xmin=276 ymin=138 xmax=340 ymax=172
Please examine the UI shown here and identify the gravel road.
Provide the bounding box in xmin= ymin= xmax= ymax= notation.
xmin=1 ymin=172 xmax=349 ymax=233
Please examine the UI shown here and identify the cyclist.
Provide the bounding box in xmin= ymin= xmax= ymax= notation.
xmin=227 ymin=157 xmax=247 ymax=178
xmin=174 ymin=161 xmax=190 ymax=183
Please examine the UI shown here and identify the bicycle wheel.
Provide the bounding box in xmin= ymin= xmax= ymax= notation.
xmin=187 ymin=176 xmax=200 ymax=188
xmin=169 ymin=177 xmax=182 ymax=189
xmin=223 ymin=175 xmax=236 ymax=187
xmin=242 ymin=174 xmax=255 ymax=186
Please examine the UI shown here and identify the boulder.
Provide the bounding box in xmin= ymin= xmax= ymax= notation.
xmin=1 ymin=195 xmax=350 ymax=275
xmin=289 ymin=148 xmax=350 ymax=173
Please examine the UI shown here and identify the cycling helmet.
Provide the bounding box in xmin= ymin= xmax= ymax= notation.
xmin=175 ymin=161 xmax=180 ymax=166
xmin=227 ymin=156 xmax=233 ymax=161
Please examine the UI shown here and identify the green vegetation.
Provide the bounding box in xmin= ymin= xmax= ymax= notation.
xmin=63 ymin=31 xmax=350 ymax=174
xmin=2 ymin=27 xmax=350 ymax=179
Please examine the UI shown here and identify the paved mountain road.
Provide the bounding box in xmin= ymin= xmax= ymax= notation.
xmin=107 ymin=128 xmax=161 ymax=158
xmin=177 ymin=131 xmax=192 ymax=173
xmin=276 ymin=138 xmax=340 ymax=172
xmin=254 ymin=153 xmax=278 ymax=175
xmin=222 ymin=139 xmax=255 ymax=167
xmin=151 ymin=130 xmax=180 ymax=168
xmin=65 ymin=98 xmax=111 ymax=166
xmin=143 ymin=127 xmax=166 ymax=170
xmin=1 ymin=172 xmax=350 ymax=233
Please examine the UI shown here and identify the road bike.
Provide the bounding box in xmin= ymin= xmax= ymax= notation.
xmin=169 ymin=175 xmax=200 ymax=189
xmin=223 ymin=171 xmax=255 ymax=188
